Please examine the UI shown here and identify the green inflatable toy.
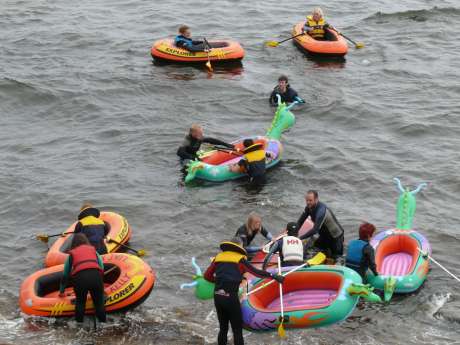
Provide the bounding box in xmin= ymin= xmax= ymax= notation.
xmin=180 ymin=257 xmax=214 ymax=300
xmin=394 ymin=178 xmax=427 ymax=230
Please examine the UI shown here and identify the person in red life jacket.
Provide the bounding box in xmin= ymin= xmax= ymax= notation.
xmin=59 ymin=233 xmax=106 ymax=324
xmin=345 ymin=222 xmax=379 ymax=280
xmin=262 ymin=222 xmax=304 ymax=270
xmin=203 ymin=238 xmax=284 ymax=345
xmin=296 ymin=190 xmax=344 ymax=262
xmin=74 ymin=203 xmax=110 ymax=254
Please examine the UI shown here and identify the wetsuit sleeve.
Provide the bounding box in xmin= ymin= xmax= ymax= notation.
xmin=299 ymin=204 xmax=327 ymax=240
xmin=202 ymin=137 xmax=233 ymax=148
xmin=96 ymin=253 xmax=104 ymax=270
xmin=74 ymin=221 xmax=82 ymax=233
xmin=241 ymin=259 xmax=273 ymax=278
xmin=288 ymin=88 xmax=299 ymax=101
xmin=269 ymin=89 xmax=279 ymax=106
xmin=262 ymin=241 xmax=280 ymax=270
xmin=364 ymin=244 xmax=378 ymax=276
xmin=203 ymin=261 xmax=217 ymax=283
xmin=177 ymin=137 xmax=197 ymax=160
xmin=261 ymin=227 xmax=273 ymax=241
xmin=103 ymin=221 xmax=111 ymax=237
xmin=59 ymin=256 xmax=72 ymax=293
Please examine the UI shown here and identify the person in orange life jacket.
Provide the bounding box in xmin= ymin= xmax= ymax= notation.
xmin=296 ymin=190 xmax=344 ymax=260
xmin=174 ymin=25 xmax=210 ymax=52
xmin=269 ymin=75 xmax=305 ymax=106
xmin=302 ymin=7 xmax=334 ymax=41
xmin=230 ymin=139 xmax=272 ymax=186
xmin=262 ymin=222 xmax=304 ymax=270
xmin=204 ymin=238 xmax=284 ymax=345
xmin=345 ymin=222 xmax=378 ymax=280
xmin=177 ymin=124 xmax=234 ymax=161
xmin=234 ymin=212 xmax=273 ymax=254
xmin=74 ymin=203 xmax=110 ymax=254
xmin=59 ymin=233 xmax=106 ymax=323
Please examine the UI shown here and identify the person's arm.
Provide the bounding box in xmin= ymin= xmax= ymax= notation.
xmin=103 ymin=221 xmax=111 ymax=237
xmin=74 ymin=221 xmax=82 ymax=233
xmin=261 ymin=227 xmax=273 ymax=241
xmin=299 ymin=204 xmax=326 ymax=240
xmin=241 ymin=259 xmax=273 ymax=278
xmin=364 ymin=245 xmax=378 ymax=276
xmin=59 ymin=256 xmax=73 ymax=294
xmin=202 ymin=137 xmax=233 ymax=149
xmin=262 ymin=242 xmax=279 ymax=270
xmin=203 ymin=261 xmax=217 ymax=283
xmin=269 ymin=89 xmax=279 ymax=106
xmin=96 ymin=253 xmax=104 ymax=270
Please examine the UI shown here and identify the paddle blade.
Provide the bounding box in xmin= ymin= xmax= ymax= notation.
xmin=355 ymin=42 xmax=365 ymax=49
xmin=278 ymin=322 xmax=286 ymax=338
xmin=307 ymin=252 xmax=326 ymax=266
xmin=205 ymin=61 xmax=213 ymax=71
xmin=36 ymin=234 xmax=49 ymax=243
xmin=265 ymin=41 xmax=279 ymax=47
xmin=136 ymin=249 xmax=147 ymax=257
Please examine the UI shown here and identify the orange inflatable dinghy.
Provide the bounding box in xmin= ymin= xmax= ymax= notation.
xmin=20 ymin=253 xmax=155 ymax=317
xmin=292 ymin=22 xmax=348 ymax=57
xmin=151 ymin=39 xmax=245 ymax=64
xmin=45 ymin=212 xmax=131 ymax=267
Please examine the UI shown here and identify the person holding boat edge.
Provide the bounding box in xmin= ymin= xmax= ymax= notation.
xmin=75 ymin=203 xmax=110 ymax=255
xmin=204 ymin=238 xmax=284 ymax=345
xmin=235 ymin=212 xmax=273 ymax=254
xmin=345 ymin=222 xmax=378 ymax=280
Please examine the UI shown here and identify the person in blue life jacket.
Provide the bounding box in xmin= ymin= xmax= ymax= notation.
xmin=230 ymin=139 xmax=273 ymax=186
xmin=59 ymin=233 xmax=106 ymax=324
xmin=74 ymin=203 xmax=110 ymax=254
xmin=296 ymin=190 xmax=345 ymax=262
xmin=262 ymin=222 xmax=304 ymax=270
xmin=174 ymin=25 xmax=210 ymax=52
xmin=345 ymin=222 xmax=379 ymax=280
xmin=204 ymin=237 xmax=284 ymax=345
xmin=234 ymin=212 xmax=273 ymax=254
xmin=302 ymin=7 xmax=335 ymax=41
xmin=269 ymin=75 xmax=305 ymax=106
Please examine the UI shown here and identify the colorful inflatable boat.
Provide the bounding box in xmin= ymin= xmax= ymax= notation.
xmin=45 ymin=212 xmax=132 ymax=267
xmin=151 ymin=39 xmax=244 ymax=64
xmin=20 ymin=253 xmax=155 ymax=317
xmin=367 ymin=179 xmax=430 ymax=297
xmin=292 ymin=22 xmax=348 ymax=57
xmin=184 ymin=100 xmax=295 ymax=183
xmin=241 ymin=265 xmax=364 ymax=331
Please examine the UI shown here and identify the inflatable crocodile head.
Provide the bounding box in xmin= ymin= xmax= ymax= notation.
xmin=266 ymin=102 xmax=296 ymax=140
xmin=184 ymin=160 xmax=204 ymax=184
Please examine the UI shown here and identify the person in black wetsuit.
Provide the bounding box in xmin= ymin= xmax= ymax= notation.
xmin=234 ymin=212 xmax=273 ymax=254
xmin=296 ymin=190 xmax=344 ymax=262
xmin=269 ymin=75 xmax=305 ymax=106
xmin=174 ymin=25 xmax=210 ymax=52
xmin=204 ymin=238 xmax=283 ymax=345
xmin=74 ymin=203 xmax=110 ymax=254
xmin=177 ymin=124 xmax=234 ymax=161
xmin=345 ymin=222 xmax=379 ymax=280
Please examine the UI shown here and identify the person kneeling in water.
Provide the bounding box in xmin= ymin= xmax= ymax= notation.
xmin=174 ymin=25 xmax=210 ymax=52
xmin=204 ymin=238 xmax=284 ymax=345
xmin=235 ymin=212 xmax=273 ymax=255
xmin=75 ymin=203 xmax=110 ymax=255
xmin=262 ymin=222 xmax=304 ymax=270
xmin=269 ymin=75 xmax=305 ymax=106
xmin=230 ymin=139 xmax=272 ymax=186
xmin=59 ymin=233 xmax=106 ymax=324
xmin=345 ymin=222 xmax=379 ymax=281
xmin=177 ymin=124 xmax=234 ymax=161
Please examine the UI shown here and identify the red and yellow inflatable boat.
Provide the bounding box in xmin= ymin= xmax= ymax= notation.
xmin=151 ymin=39 xmax=245 ymax=64
xmin=20 ymin=253 xmax=155 ymax=317
xmin=45 ymin=212 xmax=131 ymax=267
xmin=292 ymin=22 xmax=348 ymax=57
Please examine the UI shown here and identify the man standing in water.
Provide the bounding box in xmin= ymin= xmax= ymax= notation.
xmin=296 ymin=190 xmax=344 ymax=262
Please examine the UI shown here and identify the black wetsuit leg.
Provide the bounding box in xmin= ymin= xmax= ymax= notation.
xmin=214 ymin=293 xmax=244 ymax=345
xmin=73 ymin=269 xmax=106 ymax=323
xmin=186 ymin=43 xmax=207 ymax=52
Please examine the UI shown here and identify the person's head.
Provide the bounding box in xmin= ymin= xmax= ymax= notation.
xmin=178 ymin=25 xmax=191 ymax=38
xmin=278 ymin=75 xmax=289 ymax=91
xmin=71 ymin=233 xmax=90 ymax=249
xmin=305 ymin=190 xmax=319 ymax=209
xmin=80 ymin=202 xmax=93 ymax=212
xmin=219 ymin=236 xmax=247 ymax=256
xmin=312 ymin=7 xmax=324 ymax=21
xmin=189 ymin=124 xmax=203 ymax=140
xmin=246 ymin=212 xmax=262 ymax=233
xmin=359 ymin=222 xmax=376 ymax=241
xmin=286 ymin=222 xmax=299 ymax=237
xmin=243 ymin=138 xmax=254 ymax=148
